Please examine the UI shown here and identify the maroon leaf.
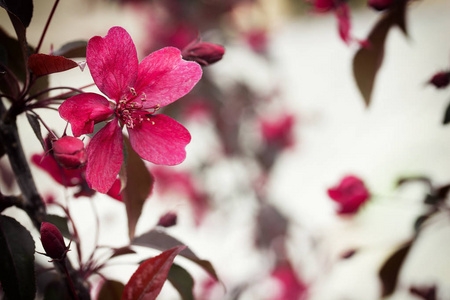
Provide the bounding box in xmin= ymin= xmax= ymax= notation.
xmin=122 ymin=137 xmax=154 ymax=240
xmin=98 ymin=280 xmax=125 ymax=300
xmin=0 ymin=0 xmax=33 ymax=28
xmin=379 ymin=241 xmax=412 ymax=297
xmin=122 ymin=246 xmax=186 ymax=300
xmin=133 ymin=229 xmax=218 ymax=281
xmin=27 ymin=54 xmax=79 ymax=76
xmin=410 ymin=285 xmax=437 ymax=300
xmin=110 ymin=246 xmax=136 ymax=259
xmin=352 ymin=0 xmax=408 ymax=106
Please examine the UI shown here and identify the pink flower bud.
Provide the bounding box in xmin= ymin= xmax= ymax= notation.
xmin=52 ymin=136 xmax=87 ymax=169
xmin=428 ymin=71 xmax=450 ymax=89
xmin=327 ymin=175 xmax=370 ymax=214
xmin=368 ymin=0 xmax=394 ymax=11
xmin=182 ymin=39 xmax=225 ymax=66
xmin=313 ymin=0 xmax=336 ymax=12
xmin=157 ymin=211 xmax=178 ymax=228
xmin=40 ymin=222 xmax=69 ymax=260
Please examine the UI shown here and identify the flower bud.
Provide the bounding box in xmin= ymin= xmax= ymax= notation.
xmin=327 ymin=175 xmax=370 ymax=214
xmin=157 ymin=211 xmax=178 ymax=228
xmin=368 ymin=0 xmax=394 ymax=11
xmin=428 ymin=71 xmax=450 ymax=89
xmin=40 ymin=222 xmax=69 ymax=260
xmin=52 ymin=136 xmax=87 ymax=169
xmin=182 ymin=39 xmax=225 ymax=66
xmin=313 ymin=0 xmax=336 ymax=12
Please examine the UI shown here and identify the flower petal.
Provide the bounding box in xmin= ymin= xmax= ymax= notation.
xmin=87 ymin=26 xmax=138 ymax=101
xmin=128 ymin=114 xmax=191 ymax=165
xmin=86 ymin=120 xmax=124 ymax=193
xmin=134 ymin=47 xmax=202 ymax=108
xmin=59 ymin=93 xmax=114 ymax=137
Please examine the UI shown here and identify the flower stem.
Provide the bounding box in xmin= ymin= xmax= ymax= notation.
xmin=35 ymin=0 xmax=60 ymax=54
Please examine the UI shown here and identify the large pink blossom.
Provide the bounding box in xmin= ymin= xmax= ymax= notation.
xmin=59 ymin=27 xmax=202 ymax=193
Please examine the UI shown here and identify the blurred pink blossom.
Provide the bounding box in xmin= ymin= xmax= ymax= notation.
xmin=327 ymin=175 xmax=370 ymax=214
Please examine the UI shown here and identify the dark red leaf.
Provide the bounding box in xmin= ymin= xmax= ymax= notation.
xmin=352 ymin=0 xmax=408 ymax=106
xmin=133 ymin=229 xmax=218 ymax=281
xmin=410 ymin=285 xmax=437 ymax=300
xmin=122 ymin=137 xmax=154 ymax=240
xmin=0 ymin=0 xmax=33 ymax=27
xmin=110 ymin=246 xmax=136 ymax=259
xmin=28 ymin=54 xmax=79 ymax=76
xmin=379 ymin=241 xmax=412 ymax=297
xmin=122 ymin=246 xmax=186 ymax=300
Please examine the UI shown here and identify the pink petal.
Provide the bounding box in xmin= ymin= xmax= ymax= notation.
xmin=59 ymin=93 xmax=114 ymax=137
xmin=134 ymin=47 xmax=202 ymax=108
xmin=87 ymin=26 xmax=139 ymax=101
xmin=336 ymin=3 xmax=352 ymax=44
xmin=128 ymin=114 xmax=191 ymax=165
xmin=86 ymin=120 xmax=124 ymax=193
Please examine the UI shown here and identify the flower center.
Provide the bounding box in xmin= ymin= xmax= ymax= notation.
xmin=116 ymin=88 xmax=160 ymax=129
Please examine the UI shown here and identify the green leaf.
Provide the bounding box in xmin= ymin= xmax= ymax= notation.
xmin=26 ymin=113 xmax=46 ymax=151
xmin=379 ymin=241 xmax=412 ymax=297
xmin=443 ymin=101 xmax=450 ymax=124
xmin=133 ymin=229 xmax=219 ymax=281
xmin=0 ymin=28 xmax=24 ymax=97
xmin=42 ymin=279 xmax=71 ymax=300
xmin=52 ymin=41 xmax=87 ymax=58
xmin=0 ymin=215 xmax=36 ymax=300
xmin=44 ymin=215 xmax=71 ymax=240
xmin=98 ymin=280 xmax=124 ymax=300
xmin=122 ymin=137 xmax=154 ymax=241
xmin=122 ymin=246 xmax=186 ymax=300
xmin=0 ymin=0 xmax=33 ymax=28
xmin=167 ymin=264 xmax=195 ymax=300
xmin=352 ymin=0 xmax=409 ymax=106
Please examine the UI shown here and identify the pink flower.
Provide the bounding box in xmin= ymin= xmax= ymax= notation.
xmin=152 ymin=166 xmax=208 ymax=225
xmin=59 ymin=27 xmax=202 ymax=193
xmin=310 ymin=0 xmax=355 ymax=45
xmin=271 ymin=263 xmax=308 ymax=300
xmin=32 ymin=152 xmax=122 ymax=201
xmin=327 ymin=175 xmax=370 ymax=214
xmin=260 ymin=113 xmax=296 ymax=150
xmin=52 ymin=136 xmax=87 ymax=169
